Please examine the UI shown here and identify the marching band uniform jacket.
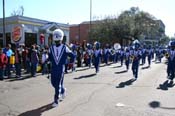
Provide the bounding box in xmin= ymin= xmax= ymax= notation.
xmin=93 ymin=49 xmax=102 ymax=73
xmin=49 ymin=44 xmax=75 ymax=104
xmin=167 ymin=49 xmax=175 ymax=80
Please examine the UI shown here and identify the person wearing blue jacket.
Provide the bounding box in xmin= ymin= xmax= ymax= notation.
xmin=147 ymin=45 xmax=153 ymax=67
xmin=125 ymin=48 xmax=130 ymax=71
xmin=131 ymin=40 xmax=142 ymax=80
xmin=167 ymin=41 xmax=175 ymax=84
xmin=93 ymin=41 xmax=102 ymax=73
xmin=49 ymin=29 xmax=75 ymax=107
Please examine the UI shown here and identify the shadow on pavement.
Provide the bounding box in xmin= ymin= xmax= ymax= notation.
xmin=76 ymin=67 xmax=90 ymax=72
xmin=6 ymin=75 xmax=32 ymax=82
xmin=149 ymin=101 xmax=160 ymax=108
xmin=141 ymin=66 xmax=150 ymax=70
xmin=155 ymin=62 xmax=161 ymax=64
xmin=18 ymin=103 xmax=53 ymax=116
xmin=116 ymin=78 xmax=136 ymax=88
xmin=6 ymin=73 xmax=42 ymax=82
xmin=149 ymin=101 xmax=175 ymax=110
xmin=115 ymin=70 xmax=128 ymax=74
xmin=112 ymin=65 xmax=122 ymax=68
xmin=74 ymin=73 xmax=96 ymax=79
xmin=157 ymin=80 xmax=175 ymax=91
xmin=100 ymin=63 xmax=110 ymax=67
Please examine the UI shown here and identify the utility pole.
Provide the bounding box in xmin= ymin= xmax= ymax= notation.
xmin=89 ymin=0 xmax=92 ymax=43
xmin=3 ymin=0 xmax=6 ymax=47
xmin=78 ymin=24 xmax=80 ymax=43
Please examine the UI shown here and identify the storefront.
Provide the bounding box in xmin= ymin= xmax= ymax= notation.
xmin=0 ymin=16 xmax=69 ymax=47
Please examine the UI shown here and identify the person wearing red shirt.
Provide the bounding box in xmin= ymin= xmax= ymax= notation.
xmin=0 ymin=48 xmax=8 ymax=80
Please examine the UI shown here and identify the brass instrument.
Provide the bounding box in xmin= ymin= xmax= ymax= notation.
xmin=114 ymin=43 xmax=121 ymax=50
xmin=165 ymin=53 xmax=169 ymax=59
xmin=130 ymin=55 xmax=135 ymax=61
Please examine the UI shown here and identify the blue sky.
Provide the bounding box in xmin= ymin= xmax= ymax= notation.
xmin=0 ymin=0 xmax=175 ymax=37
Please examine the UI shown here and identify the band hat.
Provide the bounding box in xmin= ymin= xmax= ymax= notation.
xmin=94 ymin=41 xmax=100 ymax=49
xmin=53 ymin=29 xmax=64 ymax=41
xmin=170 ymin=41 xmax=175 ymax=47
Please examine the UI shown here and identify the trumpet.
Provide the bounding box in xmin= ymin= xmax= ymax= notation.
xmin=165 ymin=53 xmax=169 ymax=58
xmin=130 ymin=55 xmax=135 ymax=60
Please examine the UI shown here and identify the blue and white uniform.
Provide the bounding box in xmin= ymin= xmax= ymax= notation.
xmin=141 ymin=48 xmax=146 ymax=65
xmin=147 ymin=47 xmax=152 ymax=67
xmin=125 ymin=49 xmax=130 ymax=71
xmin=49 ymin=29 xmax=74 ymax=107
xmin=49 ymin=44 xmax=74 ymax=105
xmin=119 ymin=49 xmax=125 ymax=66
xmin=131 ymin=49 xmax=141 ymax=79
xmin=103 ymin=48 xmax=110 ymax=65
xmin=93 ymin=42 xmax=102 ymax=73
xmin=167 ymin=49 xmax=175 ymax=80
xmin=93 ymin=49 xmax=102 ymax=73
xmin=131 ymin=40 xmax=142 ymax=79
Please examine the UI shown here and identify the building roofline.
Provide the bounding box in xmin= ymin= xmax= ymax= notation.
xmin=0 ymin=15 xmax=69 ymax=28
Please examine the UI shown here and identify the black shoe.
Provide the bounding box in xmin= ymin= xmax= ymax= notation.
xmin=168 ymin=80 xmax=174 ymax=87
xmin=0 ymin=78 xmax=3 ymax=81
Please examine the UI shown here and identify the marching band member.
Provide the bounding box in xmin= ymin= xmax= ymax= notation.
xmin=155 ymin=46 xmax=163 ymax=63
xmin=115 ymin=49 xmax=120 ymax=63
xmin=158 ymin=47 xmax=163 ymax=63
xmin=147 ymin=45 xmax=153 ymax=67
xmin=120 ymin=47 xmax=125 ymax=66
xmin=86 ymin=43 xmax=93 ymax=68
xmin=155 ymin=46 xmax=159 ymax=62
xmin=166 ymin=41 xmax=175 ymax=84
xmin=93 ymin=41 xmax=102 ymax=73
xmin=49 ymin=29 xmax=75 ymax=107
xmin=125 ymin=47 xmax=130 ymax=71
xmin=110 ymin=47 xmax=116 ymax=63
xmin=151 ymin=47 xmax=154 ymax=60
xmin=113 ymin=43 xmax=121 ymax=63
xmin=141 ymin=45 xmax=146 ymax=65
xmin=129 ymin=46 xmax=134 ymax=63
xmin=131 ymin=40 xmax=142 ymax=80
xmin=103 ymin=44 xmax=110 ymax=65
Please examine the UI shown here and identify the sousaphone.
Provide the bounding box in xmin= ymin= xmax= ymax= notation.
xmin=114 ymin=43 xmax=121 ymax=50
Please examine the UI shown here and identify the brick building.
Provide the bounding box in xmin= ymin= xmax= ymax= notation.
xmin=70 ymin=22 xmax=91 ymax=45
xmin=70 ymin=21 xmax=131 ymax=46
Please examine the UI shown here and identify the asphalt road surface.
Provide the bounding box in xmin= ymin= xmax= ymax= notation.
xmin=0 ymin=59 xmax=175 ymax=116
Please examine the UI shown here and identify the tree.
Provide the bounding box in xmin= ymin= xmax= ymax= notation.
xmin=159 ymin=36 xmax=170 ymax=45
xmin=90 ymin=18 xmax=117 ymax=45
xmin=91 ymin=7 xmax=166 ymax=46
xmin=11 ymin=6 xmax=24 ymax=16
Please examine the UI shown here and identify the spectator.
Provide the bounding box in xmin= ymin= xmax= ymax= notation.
xmin=14 ymin=46 xmax=23 ymax=78
xmin=0 ymin=48 xmax=8 ymax=80
xmin=30 ymin=45 xmax=39 ymax=77
xmin=3 ymin=44 xmax=14 ymax=78
xmin=41 ymin=49 xmax=49 ymax=75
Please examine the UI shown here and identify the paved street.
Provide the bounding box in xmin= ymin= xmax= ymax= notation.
xmin=1 ymin=58 xmax=175 ymax=116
